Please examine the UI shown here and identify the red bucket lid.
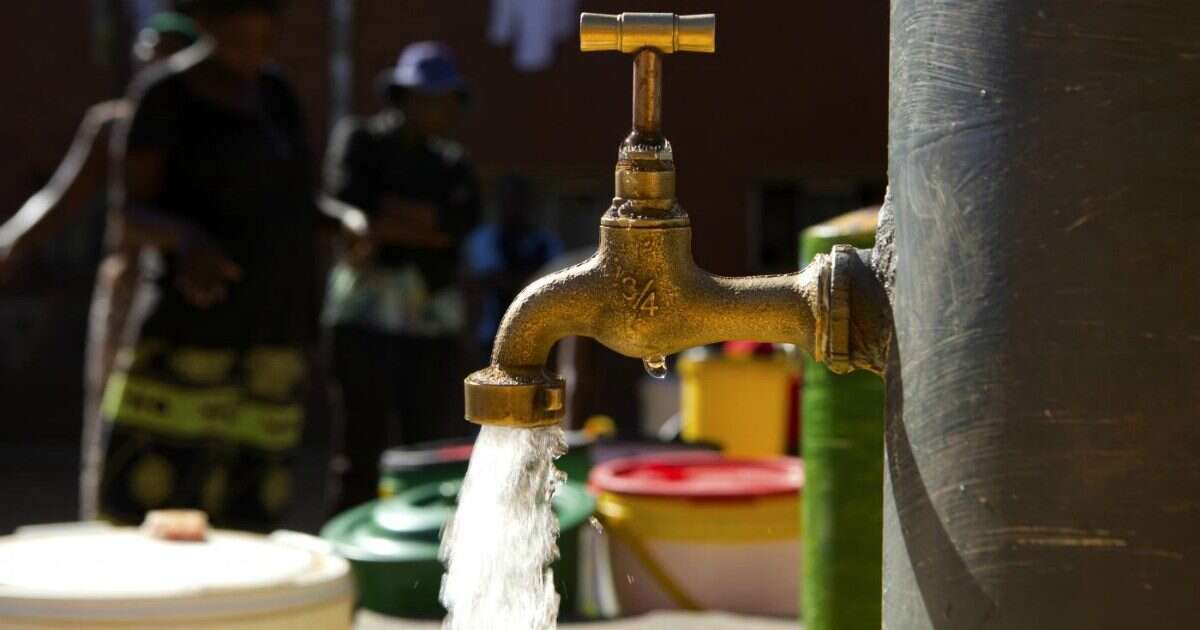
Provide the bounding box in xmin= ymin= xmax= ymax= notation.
xmin=588 ymin=453 xmax=802 ymax=500
xmin=436 ymin=444 xmax=474 ymax=461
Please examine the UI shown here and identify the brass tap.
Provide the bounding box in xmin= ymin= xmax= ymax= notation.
xmin=464 ymin=12 xmax=891 ymax=428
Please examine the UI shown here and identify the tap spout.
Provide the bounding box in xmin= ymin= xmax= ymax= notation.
xmin=463 ymin=221 xmax=890 ymax=428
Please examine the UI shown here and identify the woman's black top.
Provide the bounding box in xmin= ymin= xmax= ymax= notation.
xmin=122 ymin=60 xmax=320 ymax=348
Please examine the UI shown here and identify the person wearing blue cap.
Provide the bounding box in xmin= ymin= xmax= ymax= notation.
xmin=0 ymin=11 xmax=200 ymax=520
xmin=323 ymin=42 xmax=482 ymax=513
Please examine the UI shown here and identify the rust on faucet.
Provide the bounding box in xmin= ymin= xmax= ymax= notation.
xmin=464 ymin=12 xmax=892 ymax=428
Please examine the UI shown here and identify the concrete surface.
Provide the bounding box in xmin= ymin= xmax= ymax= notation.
xmin=356 ymin=610 xmax=800 ymax=629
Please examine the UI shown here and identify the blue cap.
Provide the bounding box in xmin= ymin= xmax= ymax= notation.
xmin=389 ymin=42 xmax=466 ymax=95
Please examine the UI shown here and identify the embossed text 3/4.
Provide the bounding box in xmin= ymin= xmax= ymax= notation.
xmin=615 ymin=266 xmax=659 ymax=316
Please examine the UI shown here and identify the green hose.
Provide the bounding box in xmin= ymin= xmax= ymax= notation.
xmin=800 ymin=209 xmax=884 ymax=629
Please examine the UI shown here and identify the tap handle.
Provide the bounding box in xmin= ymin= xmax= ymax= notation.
xmin=580 ymin=13 xmax=715 ymax=54
xmin=580 ymin=13 xmax=715 ymax=142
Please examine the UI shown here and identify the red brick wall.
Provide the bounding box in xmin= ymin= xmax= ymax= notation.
xmin=0 ymin=1 xmax=332 ymax=218
xmin=0 ymin=3 xmax=116 ymax=214
xmin=276 ymin=0 xmax=331 ymax=161
xmin=351 ymin=0 xmax=889 ymax=274
xmin=0 ymin=1 xmax=887 ymax=441
xmin=0 ymin=1 xmax=887 ymax=272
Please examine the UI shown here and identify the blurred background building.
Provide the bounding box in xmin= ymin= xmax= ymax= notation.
xmin=0 ymin=0 xmax=886 ymax=532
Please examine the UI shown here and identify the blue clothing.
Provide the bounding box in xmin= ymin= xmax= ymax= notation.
xmin=464 ymin=223 xmax=562 ymax=344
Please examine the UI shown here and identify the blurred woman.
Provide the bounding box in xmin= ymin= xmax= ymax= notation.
xmin=100 ymin=0 xmax=323 ymax=530
xmin=0 ymin=12 xmax=200 ymax=519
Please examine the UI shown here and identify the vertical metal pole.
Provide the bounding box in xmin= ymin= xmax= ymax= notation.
xmin=329 ymin=0 xmax=355 ymax=127
xmin=632 ymin=49 xmax=662 ymax=140
xmin=886 ymin=1 xmax=1200 ymax=628
xmin=92 ymin=0 xmax=128 ymax=90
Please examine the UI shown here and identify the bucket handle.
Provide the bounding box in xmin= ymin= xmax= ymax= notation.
xmin=603 ymin=518 xmax=703 ymax=611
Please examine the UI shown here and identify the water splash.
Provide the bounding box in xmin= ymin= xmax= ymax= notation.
xmin=643 ymin=354 xmax=668 ymax=379
xmin=441 ymin=426 xmax=566 ymax=630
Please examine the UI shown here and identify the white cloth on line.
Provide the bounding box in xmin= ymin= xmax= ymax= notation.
xmin=488 ymin=0 xmax=580 ymax=72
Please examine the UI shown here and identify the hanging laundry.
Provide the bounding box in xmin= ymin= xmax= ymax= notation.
xmin=488 ymin=0 xmax=580 ymax=72
xmin=127 ymin=0 xmax=166 ymax=30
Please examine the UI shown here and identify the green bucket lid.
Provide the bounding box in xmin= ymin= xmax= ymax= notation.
xmin=322 ymin=480 xmax=596 ymax=563
xmin=380 ymin=432 xmax=597 ymax=474
xmin=800 ymin=206 xmax=879 ymax=264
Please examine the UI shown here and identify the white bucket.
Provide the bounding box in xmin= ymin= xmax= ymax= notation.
xmin=0 ymin=523 xmax=354 ymax=629
xmin=590 ymin=455 xmax=803 ymax=618
xmin=607 ymin=536 xmax=799 ymax=617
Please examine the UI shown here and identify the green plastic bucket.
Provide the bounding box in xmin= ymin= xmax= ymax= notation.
xmin=377 ymin=442 xmax=474 ymax=499
xmin=322 ymin=479 xmax=596 ymax=619
xmin=378 ymin=434 xmax=596 ymax=498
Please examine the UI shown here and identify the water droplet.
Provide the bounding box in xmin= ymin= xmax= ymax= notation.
xmin=588 ymin=516 xmax=604 ymax=533
xmin=643 ymin=354 xmax=668 ymax=379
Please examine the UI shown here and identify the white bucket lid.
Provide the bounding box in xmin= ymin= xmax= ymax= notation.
xmin=0 ymin=523 xmax=352 ymax=621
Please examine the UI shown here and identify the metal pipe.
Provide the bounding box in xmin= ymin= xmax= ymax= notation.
xmin=329 ymin=0 xmax=354 ymax=128
xmin=885 ymin=1 xmax=1200 ymax=627
xmin=633 ymin=49 xmax=662 ymax=139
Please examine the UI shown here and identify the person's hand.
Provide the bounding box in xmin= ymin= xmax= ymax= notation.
xmin=0 ymin=247 xmax=14 ymax=286
xmin=174 ymin=229 xmax=242 ymax=308
xmin=338 ymin=206 xmax=376 ymax=269
xmin=0 ymin=237 xmax=33 ymax=286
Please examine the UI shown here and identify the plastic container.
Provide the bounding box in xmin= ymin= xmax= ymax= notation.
xmin=322 ymin=479 xmax=596 ymax=619
xmin=800 ymin=207 xmax=885 ymax=630
xmin=377 ymin=440 xmax=474 ymax=498
xmin=589 ymin=453 xmax=802 ymax=617
xmin=0 ymin=523 xmax=353 ymax=629
xmin=678 ymin=349 xmax=800 ymax=456
xmin=378 ymin=432 xmax=596 ymax=497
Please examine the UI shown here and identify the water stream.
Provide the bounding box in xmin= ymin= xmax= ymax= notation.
xmin=440 ymin=425 xmax=567 ymax=630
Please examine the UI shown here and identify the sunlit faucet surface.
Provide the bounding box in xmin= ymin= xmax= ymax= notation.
xmin=464 ymin=12 xmax=891 ymax=428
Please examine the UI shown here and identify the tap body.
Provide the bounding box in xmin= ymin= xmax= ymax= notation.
xmin=491 ymin=223 xmax=820 ymax=370
xmin=463 ymin=202 xmax=889 ymax=428
xmin=463 ymin=13 xmax=891 ymax=428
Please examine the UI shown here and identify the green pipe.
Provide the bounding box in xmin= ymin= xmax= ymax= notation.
xmin=800 ymin=209 xmax=884 ymax=629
